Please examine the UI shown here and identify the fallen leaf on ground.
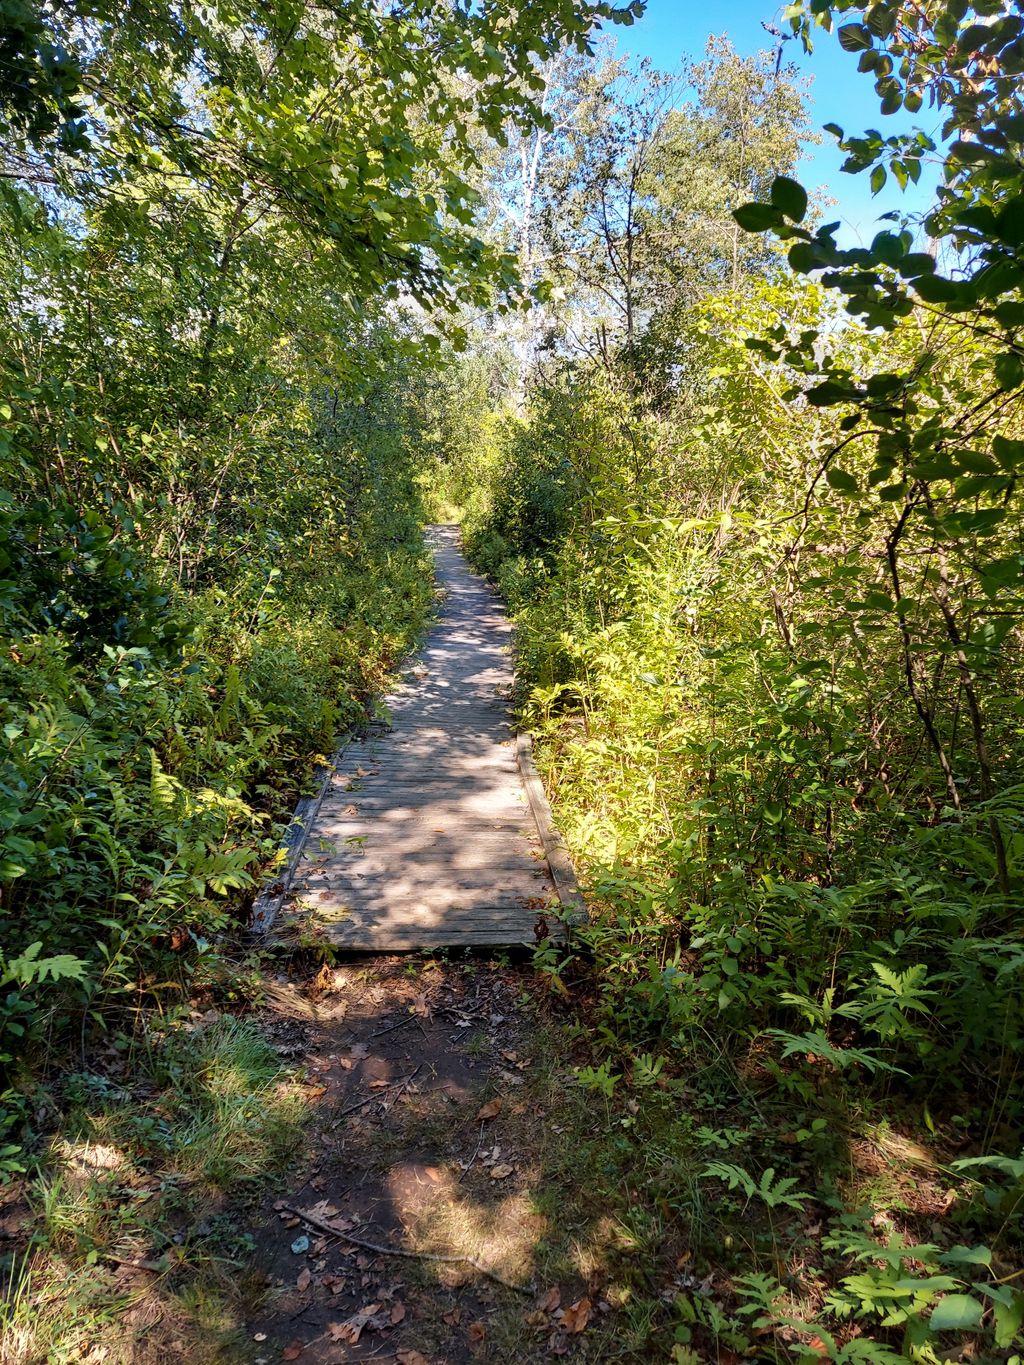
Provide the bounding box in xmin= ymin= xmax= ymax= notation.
xmin=476 ymin=1097 xmax=502 ymax=1121
xmin=390 ymin=1302 xmax=406 ymax=1325
xmin=442 ymin=1308 xmax=461 ymax=1326
xmin=328 ymin=1304 xmax=382 ymax=1344
xmin=296 ymin=1268 xmax=311 ymax=1292
xmin=490 ymin=1163 xmax=514 ymax=1180
xmin=468 ymin=1321 xmax=486 ymax=1343
xmin=396 ymin=1351 xmax=431 ymax=1365
xmin=305 ymin=1200 xmax=339 ymax=1219
xmin=281 ymin=1342 xmax=304 ymax=1360
xmin=536 ymin=1286 xmax=561 ymax=1313
xmin=560 ymin=1298 xmax=592 ymax=1334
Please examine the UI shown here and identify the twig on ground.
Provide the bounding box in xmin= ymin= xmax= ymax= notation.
xmin=332 ymin=1066 xmax=422 ymax=1124
xmin=370 ymin=1012 xmax=419 ymax=1039
xmin=279 ymin=1204 xmax=532 ymax=1295
xmin=380 ymin=1063 xmax=423 ymax=1116
xmin=101 ymin=1251 xmax=168 ymax=1274
xmin=458 ymin=1121 xmax=486 ymax=1184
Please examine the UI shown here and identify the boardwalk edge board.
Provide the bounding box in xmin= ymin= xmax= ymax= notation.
xmin=249 ymin=748 xmax=348 ymax=935
xmin=515 ymin=730 xmax=587 ymax=927
xmin=249 ymin=719 xmax=386 ymax=935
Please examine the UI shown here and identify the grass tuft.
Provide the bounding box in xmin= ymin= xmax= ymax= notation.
xmin=1 ymin=1015 xmax=309 ymax=1364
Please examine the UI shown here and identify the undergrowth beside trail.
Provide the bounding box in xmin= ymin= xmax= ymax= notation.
xmin=0 ymin=473 xmax=432 ymax=1173
xmin=1 ymin=1011 xmax=313 ymax=1364
xmin=453 ymin=333 xmax=1024 ymax=1359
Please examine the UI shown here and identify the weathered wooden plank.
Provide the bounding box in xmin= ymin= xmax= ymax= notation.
xmin=256 ymin=524 xmax=580 ymax=950
xmin=514 ymin=731 xmax=586 ymax=924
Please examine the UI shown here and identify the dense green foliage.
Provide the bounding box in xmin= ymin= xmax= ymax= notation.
xmin=0 ymin=230 xmax=434 ymax=1169
xmin=436 ymin=5 xmax=1024 ymax=1358
xmin=0 ymin=0 xmax=641 ymax=1164
xmin=4 ymin=0 xmax=1024 ymax=1358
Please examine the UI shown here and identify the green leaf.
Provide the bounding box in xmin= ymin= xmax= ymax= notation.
xmin=993 ymin=434 xmax=1024 ymax=468
xmin=899 ymin=252 xmax=936 ymax=278
xmin=871 ymin=232 xmax=907 ymax=266
xmin=807 ymin=380 xmax=854 ymax=405
xmin=149 ymin=748 xmax=179 ymax=816
xmin=928 ymin=1294 xmax=985 ymax=1332
xmin=826 ymin=467 xmax=860 ymax=494
xmin=914 ymin=274 xmax=961 ymax=304
xmin=838 ymin=23 xmax=873 ymax=52
xmin=733 ymin=202 xmax=784 ymax=233
xmin=940 ymin=1245 xmax=992 ymax=1268
xmin=956 ymin=449 xmax=998 ymax=474
xmin=770 ymin=175 xmax=808 ymax=222
xmin=995 ymin=197 xmax=1024 ymax=247
xmin=788 ymin=240 xmax=833 ymax=273
xmin=879 ymin=83 xmax=902 ymax=116
xmin=992 ymin=1290 xmax=1024 ymax=1348
xmin=994 ymin=352 xmax=1024 ymax=389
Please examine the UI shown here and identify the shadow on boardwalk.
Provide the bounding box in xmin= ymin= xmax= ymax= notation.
xmin=280 ymin=526 xmax=557 ymax=951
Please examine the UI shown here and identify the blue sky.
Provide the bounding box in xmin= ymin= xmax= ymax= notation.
xmin=607 ymin=0 xmax=944 ymax=245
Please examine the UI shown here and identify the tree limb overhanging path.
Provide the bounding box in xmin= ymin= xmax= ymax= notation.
xmin=270 ymin=525 xmax=577 ymax=950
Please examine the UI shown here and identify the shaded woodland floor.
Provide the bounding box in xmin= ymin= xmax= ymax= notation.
xmin=3 ymin=938 xmax=1004 ymax=1363
xmin=2 ymin=952 xmax=678 ymax=1363
xmin=236 ymin=956 xmax=615 ymax=1364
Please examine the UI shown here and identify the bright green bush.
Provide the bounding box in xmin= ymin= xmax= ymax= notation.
xmin=463 ymin=277 xmax=1024 ymax=1115
xmin=0 ymin=261 xmax=433 ymax=1164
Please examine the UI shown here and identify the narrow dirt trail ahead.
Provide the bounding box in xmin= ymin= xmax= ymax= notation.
xmin=234 ymin=534 xmax=615 ymax=1365
xmin=240 ymin=957 xmax=604 ymax=1365
xmin=283 ymin=526 xmax=556 ymax=950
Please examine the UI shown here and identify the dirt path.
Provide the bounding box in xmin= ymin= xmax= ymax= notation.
xmin=237 ymin=957 xmax=607 ymax=1365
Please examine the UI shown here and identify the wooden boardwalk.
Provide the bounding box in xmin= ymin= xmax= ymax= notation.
xmin=278 ymin=525 xmax=570 ymax=950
